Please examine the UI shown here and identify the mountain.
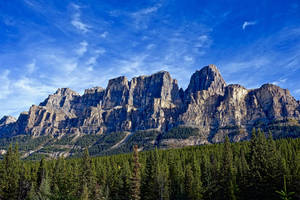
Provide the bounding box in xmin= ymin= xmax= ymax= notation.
xmin=1 ymin=64 xmax=300 ymax=159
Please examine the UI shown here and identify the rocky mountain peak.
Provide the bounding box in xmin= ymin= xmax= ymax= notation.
xmin=39 ymin=88 xmax=79 ymax=111
xmin=107 ymin=76 xmax=129 ymax=88
xmin=0 ymin=115 xmax=17 ymax=126
xmin=84 ymin=87 xmax=105 ymax=95
xmin=104 ymin=76 xmax=129 ymax=109
xmin=186 ymin=64 xmax=226 ymax=95
xmin=252 ymin=83 xmax=299 ymax=119
xmin=1 ymin=65 xmax=300 ymax=152
xmin=54 ymin=88 xmax=79 ymax=96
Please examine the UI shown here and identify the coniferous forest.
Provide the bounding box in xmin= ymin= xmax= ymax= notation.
xmin=0 ymin=129 xmax=299 ymax=200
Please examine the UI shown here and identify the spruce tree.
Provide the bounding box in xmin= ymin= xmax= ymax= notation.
xmin=191 ymin=154 xmax=203 ymax=200
xmin=157 ymin=161 xmax=170 ymax=200
xmin=220 ymin=136 xmax=236 ymax=200
xmin=130 ymin=145 xmax=141 ymax=200
xmin=36 ymin=158 xmax=51 ymax=200
xmin=247 ymin=128 xmax=270 ymax=199
xmin=141 ymin=150 xmax=159 ymax=200
xmin=0 ymin=143 xmax=21 ymax=199
xmin=80 ymin=183 xmax=89 ymax=200
xmin=184 ymin=164 xmax=194 ymax=200
xmin=120 ymin=161 xmax=131 ymax=200
xmin=80 ymin=148 xmax=97 ymax=198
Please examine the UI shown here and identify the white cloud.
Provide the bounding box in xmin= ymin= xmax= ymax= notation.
xmin=184 ymin=56 xmax=193 ymax=62
xmin=64 ymin=62 xmax=78 ymax=73
xmin=130 ymin=4 xmax=161 ymax=29
xmin=95 ymin=48 xmax=106 ymax=55
xmin=272 ymin=78 xmax=287 ymax=85
xmin=222 ymin=57 xmax=270 ymax=74
xmin=146 ymin=44 xmax=155 ymax=50
xmin=100 ymin=31 xmax=108 ymax=38
xmin=71 ymin=4 xmax=90 ymax=33
xmin=71 ymin=3 xmax=80 ymax=10
xmin=86 ymin=56 xmax=97 ymax=66
xmin=26 ymin=59 xmax=36 ymax=73
xmin=76 ymin=41 xmax=88 ymax=56
xmin=0 ymin=70 xmax=11 ymax=99
xmin=242 ymin=21 xmax=256 ymax=30
xmin=42 ymin=53 xmax=78 ymax=74
xmin=87 ymin=66 xmax=94 ymax=72
xmin=132 ymin=5 xmax=161 ymax=16
xmin=196 ymin=35 xmax=211 ymax=48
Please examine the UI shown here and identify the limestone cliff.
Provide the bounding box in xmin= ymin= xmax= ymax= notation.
xmin=0 ymin=64 xmax=299 ymax=156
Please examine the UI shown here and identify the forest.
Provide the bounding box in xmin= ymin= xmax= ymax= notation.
xmin=0 ymin=129 xmax=299 ymax=200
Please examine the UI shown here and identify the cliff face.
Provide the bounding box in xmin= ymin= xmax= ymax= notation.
xmin=1 ymin=64 xmax=300 ymax=146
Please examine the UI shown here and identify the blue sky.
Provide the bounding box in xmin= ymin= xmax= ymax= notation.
xmin=0 ymin=0 xmax=300 ymax=117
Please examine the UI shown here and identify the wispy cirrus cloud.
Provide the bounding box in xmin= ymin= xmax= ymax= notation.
xmin=26 ymin=59 xmax=36 ymax=74
xmin=76 ymin=41 xmax=88 ymax=56
xmin=131 ymin=4 xmax=161 ymax=16
xmin=218 ymin=26 xmax=300 ymax=94
xmin=0 ymin=70 xmax=11 ymax=99
xmin=71 ymin=3 xmax=90 ymax=33
xmin=242 ymin=21 xmax=257 ymax=30
xmin=100 ymin=31 xmax=108 ymax=38
xmin=129 ymin=4 xmax=162 ymax=29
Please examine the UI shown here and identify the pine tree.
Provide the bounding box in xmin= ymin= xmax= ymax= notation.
xmin=68 ymin=161 xmax=80 ymax=198
xmin=51 ymin=157 xmax=68 ymax=198
xmin=141 ymin=150 xmax=159 ymax=200
xmin=119 ymin=161 xmax=131 ymax=200
xmin=36 ymin=158 xmax=51 ymax=200
xmin=26 ymin=183 xmax=39 ymax=200
xmin=80 ymin=148 xmax=97 ymax=198
xmin=130 ymin=145 xmax=141 ymax=200
xmin=169 ymin=153 xmax=185 ymax=200
xmin=0 ymin=143 xmax=21 ymax=199
xmin=191 ymin=154 xmax=203 ymax=200
xmin=276 ymin=175 xmax=295 ymax=200
xmin=247 ymin=128 xmax=270 ymax=199
xmin=80 ymin=183 xmax=89 ymax=200
xmin=18 ymin=163 xmax=31 ymax=200
xmin=157 ymin=161 xmax=170 ymax=200
xmin=236 ymin=146 xmax=249 ymax=199
xmin=220 ymin=136 xmax=236 ymax=200
xmin=184 ymin=164 xmax=194 ymax=200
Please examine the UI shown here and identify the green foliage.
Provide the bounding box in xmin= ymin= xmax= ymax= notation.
xmin=0 ymin=133 xmax=299 ymax=200
xmin=39 ymin=145 xmax=69 ymax=153
xmin=130 ymin=145 xmax=141 ymax=200
xmin=74 ymin=134 xmax=103 ymax=148
xmin=254 ymin=119 xmax=300 ymax=139
xmin=24 ymin=152 xmax=46 ymax=161
xmin=86 ymin=132 xmax=127 ymax=156
xmin=276 ymin=176 xmax=295 ymax=200
xmin=161 ymin=126 xmax=200 ymax=140
xmin=52 ymin=135 xmax=75 ymax=145
xmin=0 ymin=135 xmax=52 ymax=151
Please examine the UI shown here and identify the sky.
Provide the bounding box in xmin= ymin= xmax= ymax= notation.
xmin=0 ymin=0 xmax=300 ymax=118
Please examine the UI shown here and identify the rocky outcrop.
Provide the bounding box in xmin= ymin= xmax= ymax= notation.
xmin=1 ymin=65 xmax=299 ymax=147
xmin=185 ymin=64 xmax=226 ymax=96
xmin=0 ymin=115 xmax=16 ymax=126
xmin=0 ymin=116 xmax=17 ymax=137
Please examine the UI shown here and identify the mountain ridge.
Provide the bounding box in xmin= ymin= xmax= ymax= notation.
xmin=1 ymin=64 xmax=300 ymax=158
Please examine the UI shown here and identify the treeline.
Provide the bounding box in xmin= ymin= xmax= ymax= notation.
xmin=0 ymin=129 xmax=299 ymax=200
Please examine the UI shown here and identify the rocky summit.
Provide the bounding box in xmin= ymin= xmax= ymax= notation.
xmin=1 ymin=64 xmax=300 ymax=158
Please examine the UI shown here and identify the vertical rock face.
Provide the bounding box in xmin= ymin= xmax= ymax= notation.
xmin=185 ymin=64 xmax=226 ymax=96
xmin=103 ymin=76 xmax=129 ymax=109
xmin=0 ymin=116 xmax=16 ymax=126
xmin=253 ymin=84 xmax=300 ymax=119
xmin=0 ymin=116 xmax=17 ymax=137
xmin=0 ymin=64 xmax=299 ymax=146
